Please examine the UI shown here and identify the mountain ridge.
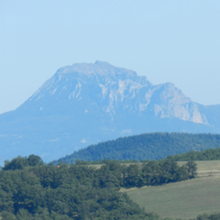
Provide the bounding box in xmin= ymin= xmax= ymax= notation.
xmin=16 ymin=61 xmax=206 ymax=124
xmin=53 ymin=132 xmax=220 ymax=164
xmin=0 ymin=61 xmax=219 ymax=164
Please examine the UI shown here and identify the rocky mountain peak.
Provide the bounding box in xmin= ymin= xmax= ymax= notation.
xmin=0 ymin=61 xmax=219 ymax=164
xmin=56 ymin=61 xmax=138 ymax=78
xmin=19 ymin=61 xmax=206 ymax=125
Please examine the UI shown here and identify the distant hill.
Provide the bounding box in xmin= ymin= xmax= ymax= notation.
xmin=54 ymin=133 xmax=220 ymax=164
xmin=1 ymin=61 xmax=220 ymax=164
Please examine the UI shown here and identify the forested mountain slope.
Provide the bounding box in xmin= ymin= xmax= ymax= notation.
xmin=54 ymin=133 xmax=220 ymax=164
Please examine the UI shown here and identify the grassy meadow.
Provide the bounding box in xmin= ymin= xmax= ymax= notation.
xmin=121 ymin=160 xmax=220 ymax=219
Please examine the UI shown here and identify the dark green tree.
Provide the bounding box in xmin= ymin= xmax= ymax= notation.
xmin=186 ymin=161 xmax=197 ymax=178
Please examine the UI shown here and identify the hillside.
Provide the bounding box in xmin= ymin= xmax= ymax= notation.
xmin=0 ymin=155 xmax=197 ymax=220
xmin=55 ymin=133 xmax=220 ymax=164
xmin=1 ymin=155 xmax=220 ymax=220
xmin=1 ymin=61 xmax=220 ymax=165
xmin=125 ymin=176 xmax=220 ymax=219
xmin=122 ymin=160 xmax=220 ymax=219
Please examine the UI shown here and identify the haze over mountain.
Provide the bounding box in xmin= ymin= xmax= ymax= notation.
xmin=1 ymin=61 xmax=220 ymax=164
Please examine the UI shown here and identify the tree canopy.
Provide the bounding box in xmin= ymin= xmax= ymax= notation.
xmin=0 ymin=155 xmax=197 ymax=220
xmin=53 ymin=133 xmax=220 ymax=164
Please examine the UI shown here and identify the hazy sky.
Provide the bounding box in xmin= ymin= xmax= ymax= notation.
xmin=1 ymin=1 xmax=220 ymax=114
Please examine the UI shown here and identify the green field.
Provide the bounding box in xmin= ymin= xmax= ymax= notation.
xmin=122 ymin=161 xmax=220 ymax=219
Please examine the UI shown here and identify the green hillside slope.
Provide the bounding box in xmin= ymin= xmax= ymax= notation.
xmin=55 ymin=133 xmax=220 ymax=164
xmin=125 ymin=177 xmax=220 ymax=219
xmin=2 ymin=155 xmax=220 ymax=219
xmin=123 ymin=160 xmax=220 ymax=219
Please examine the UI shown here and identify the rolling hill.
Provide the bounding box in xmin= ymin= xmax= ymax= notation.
xmin=54 ymin=133 xmax=220 ymax=164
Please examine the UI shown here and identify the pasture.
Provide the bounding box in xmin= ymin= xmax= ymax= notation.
xmin=122 ymin=160 xmax=220 ymax=219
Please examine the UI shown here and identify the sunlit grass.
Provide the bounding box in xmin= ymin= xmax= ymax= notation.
xmin=124 ymin=160 xmax=220 ymax=219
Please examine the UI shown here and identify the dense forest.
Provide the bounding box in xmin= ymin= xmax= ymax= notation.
xmin=54 ymin=133 xmax=220 ymax=164
xmin=0 ymin=155 xmax=197 ymax=220
xmin=173 ymin=147 xmax=220 ymax=161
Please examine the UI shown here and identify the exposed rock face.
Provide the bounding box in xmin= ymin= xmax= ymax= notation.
xmin=0 ymin=61 xmax=219 ymax=164
xmin=149 ymin=83 xmax=205 ymax=124
xmin=19 ymin=61 xmax=205 ymax=123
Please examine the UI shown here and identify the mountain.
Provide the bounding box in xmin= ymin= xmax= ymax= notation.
xmin=0 ymin=61 xmax=220 ymax=164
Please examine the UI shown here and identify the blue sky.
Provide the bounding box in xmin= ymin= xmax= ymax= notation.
xmin=1 ymin=0 xmax=220 ymax=114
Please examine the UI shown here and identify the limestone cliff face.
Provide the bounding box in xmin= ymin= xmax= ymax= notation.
xmin=149 ymin=83 xmax=205 ymax=124
xmin=20 ymin=61 xmax=207 ymax=124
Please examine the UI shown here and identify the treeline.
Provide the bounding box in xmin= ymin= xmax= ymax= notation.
xmin=53 ymin=133 xmax=220 ymax=164
xmin=196 ymin=213 xmax=220 ymax=220
xmin=0 ymin=155 xmax=196 ymax=220
xmin=173 ymin=147 xmax=220 ymax=161
xmin=76 ymin=159 xmax=197 ymax=187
